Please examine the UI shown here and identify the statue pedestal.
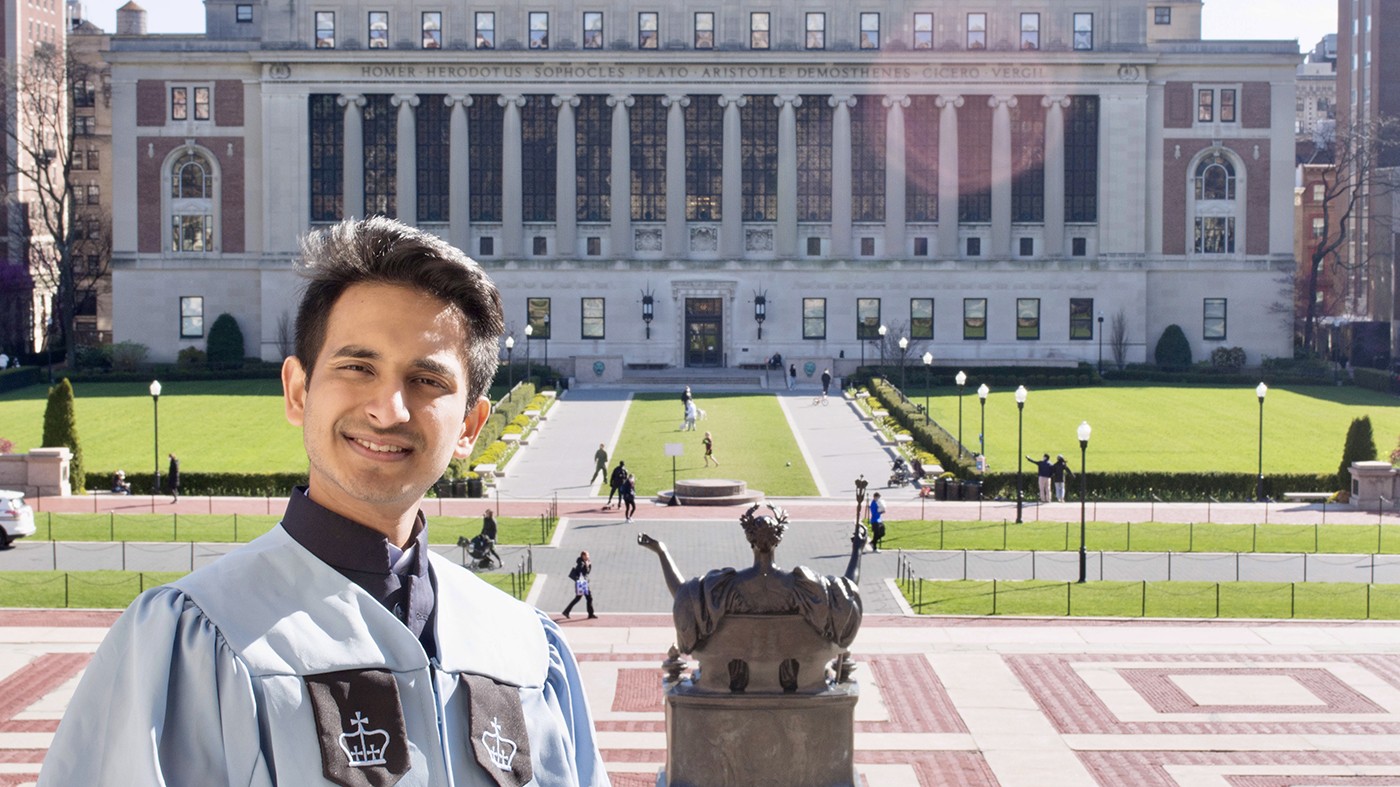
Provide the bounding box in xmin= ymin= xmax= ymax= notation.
xmin=659 ymin=683 xmax=858 ymax=787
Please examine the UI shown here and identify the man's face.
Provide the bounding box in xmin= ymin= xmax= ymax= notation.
xmin=283 ymin=282 xmax=489 ymax=526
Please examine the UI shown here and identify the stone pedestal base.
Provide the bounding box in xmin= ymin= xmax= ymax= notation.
xmin=1351 ymin=461 xmax=1399 ymax=510
xmin=660 ymin=681 xmax=858 ymax=787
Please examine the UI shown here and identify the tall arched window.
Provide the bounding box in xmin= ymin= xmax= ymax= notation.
xmin=1191 ymin=150 xmax=1240 ymax=255
xmin=168 ymin=149 xmax=215 ymax=252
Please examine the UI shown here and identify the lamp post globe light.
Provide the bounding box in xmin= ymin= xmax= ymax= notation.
xmin=1256 ymin=382 xmax=1268 ymax=501
xmin=956 ymin=371 xmax=967 ymax=456
xmin=524 ymin=324 xmax=533 ymax=385
xmin=1077 ymin=420 xmax=1092 ymax=583
xmin=977 ymin=383 xmax=989 ymax=459
xmin=898 ymin=336 xmax=909 ymax=390
xmin=921 ymin=351 xmax=933 ymax=424
xmin=150 ymin=380 xmax=162 ymax=496
xmin=1014 ymin=385 xmax=1027 ymax=524
xmin=877 ymin=324 xmax=888 ymax=371
xmin=504 ymin=335 xmax=515 ymax=400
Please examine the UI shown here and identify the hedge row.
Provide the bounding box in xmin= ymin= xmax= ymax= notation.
xmin=1353 ymin=367 xmax=1395 ymax=394
xmin=974 ymin=470 xmax=1338 ymax=502
xmin=446 ymin=382 xmax=538 ymax=477
xmin=90 ymin=471 xmax=308 ymax=498
xmin=854 ymin=363 xmax=1100 ymax=390
xmin=867 ymin=377 xmax=976 ymax=478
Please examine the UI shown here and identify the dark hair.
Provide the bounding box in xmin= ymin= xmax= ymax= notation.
xmin=293 ymin=217 xmax=504 ymax=403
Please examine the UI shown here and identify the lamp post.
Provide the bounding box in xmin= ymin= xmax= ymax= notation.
xmin=877 ymin=324 xmax=887 ymax=374
xmin=642 ymin=293 xmax=655 ymax=340
xmin=977 ymin=383 xmax=989 ymax=459
xmin=921 ymin=351 xmax=933 ymax=424
xmin=956 ymin=371 xmax=967 ymax=456
xmin=524 ymin=324 xmax=533 ymax=385
xmin=898 ymin=336 xmax=908 ymax=390
xmin=1014 ymin=385 xmax=1027 ymax=524
xmin=504 ymin=335 xmax=515 ymax=400
xmin=1256 ymin=381 xmax=1268 ymax=501
xmin=1096 ymin=312 xmax=1105 ymax=374
xmin=150 ymin=380 xmax=162 ymax=496
xmin=754 ymin=292 xmax=766 ymax=339
xmin=1077 ymin=420 xmax=1092 ymax=583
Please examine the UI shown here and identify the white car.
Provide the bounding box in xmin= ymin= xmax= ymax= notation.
xmin=0 ymin=490 xmax=35 ymax=549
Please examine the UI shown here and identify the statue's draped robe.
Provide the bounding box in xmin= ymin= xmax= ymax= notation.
xmin=672 ymin=567 xmax=863 ymax=652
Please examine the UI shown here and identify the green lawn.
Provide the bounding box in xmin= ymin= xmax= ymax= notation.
xmin=906 ymin=383 xmax=1400 ymax=474
xmin=900 ymin=579 xmax=1400 ymax=619
xmin=610 ymin=393 xmax=819 ymax=497
xmin=27 ymin=513 xmax=556 ymax=545
xmin=883 ymin=519 xmax=1400 ymax=554
xmin=0 ymin=570 xmax=534 ymax=608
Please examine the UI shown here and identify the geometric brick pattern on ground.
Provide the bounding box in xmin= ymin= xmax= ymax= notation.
xmin=1077 ymin=751 xmax=1400 ymax=787
xmin=1120 ymin=666 xmax=1386 ymax=715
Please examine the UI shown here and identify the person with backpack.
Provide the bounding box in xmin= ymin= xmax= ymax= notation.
xmin=562 ymin=551 xmax=596 ymax=619
xmin=868 ymin=492 xmax=886 ymax=552
xmin=605 ymin=460 xmax=627 ymax=509
xmin=622 ymin=473 xmax=638 ymax=522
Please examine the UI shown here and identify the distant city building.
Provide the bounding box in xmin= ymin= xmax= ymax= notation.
xmin=106 ymin=0 xmax=1298 ymax=373
xmin=68 ymin=9 xmax=113 ymax=347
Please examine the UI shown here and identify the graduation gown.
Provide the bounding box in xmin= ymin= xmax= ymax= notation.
xmin=38 ymin=525 xmax=608 ymax=786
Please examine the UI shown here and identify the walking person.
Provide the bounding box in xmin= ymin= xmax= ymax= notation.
xmin=867 ymin=491 xmax=887 ymax=552
xmin=681 ymin=397 xmax=698 ymax=431
xmin=1026 ymin=453 xmax=1054 ymax=502
xmin=606 ymin=459 xmax=627 ymax=509
xmin=703 ymin=431 xmax=720 ymax=467
xmin=788 ymin=363 xmax=797 ymax=390
xmin=681 ymin=385 xmax=692 ymax=418
xmin=167 ymin=453 xmax=180 ymax=502
xmin=1052 ymin=454 xmax=1073 ymax=502
xmin=590 ymin=443 xmax=609 ymax=484
xmin=821 ymin=368 xmax=832 ymax=398
xmin=622 ymin=473 xmax=638 ymax=522
xmin=562 ymin=550 xmax=597 ymax=619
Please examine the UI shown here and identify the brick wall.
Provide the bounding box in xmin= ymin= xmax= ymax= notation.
xmin=136 ymin=80 xmax=165 ymax=127
xmin=1241 ymin=82 xmax=1271 ymax=129
xmin=1164 ymin=82 xmax=1193 ymax=128
xmin=215 ymin=80 xmax=243 ymax=127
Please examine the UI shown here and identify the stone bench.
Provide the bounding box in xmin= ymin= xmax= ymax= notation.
xmin=1283 ymin=492 xmax=1334 ymax=503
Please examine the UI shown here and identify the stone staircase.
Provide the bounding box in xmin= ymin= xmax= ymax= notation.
xmin=573 ymin=367 xmax=773 ymax=390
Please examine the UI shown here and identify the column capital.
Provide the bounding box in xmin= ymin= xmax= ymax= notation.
xmin=988 ymin=95 xmax=1019 ymax=109
xmin=934 ymin=94 xmax=963 ymax=109
xmin=445 ymin=94 xmax=474 ymax=108
xmin=606 ymin=94 xmax=635 ymax=108
xmin=551 ymin=94 xmax=581 ymax=108
xmin=662 ymin=94 xmax=690 ymax=108
xmin=774 ymin=94 xmax=804 ymax=108
xmin=390 ymin=94 xmax=420 ymax=108
xmin=828 ymin=95 xmax=857 ymax=109
xmin=1040 ymin=95 xmax=1071 ymax=109
xmin=718 ymin=94 xmax=748 ymax=108
xmin=881 ymin=95 xmax=911 ymax=109
xmin=498 ymin=94 xmax=527 ymax=108
xmin=337 ymin=93 xmax=365 ymax=108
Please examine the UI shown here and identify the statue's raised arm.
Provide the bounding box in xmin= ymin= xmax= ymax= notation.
xmin=637 ymin=533 xmax=685 ymax=598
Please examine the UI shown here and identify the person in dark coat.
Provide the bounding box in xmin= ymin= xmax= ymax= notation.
xmin=167 ymin=453 xmax=180 ymax=502
xmin=562 ymin=551 xmax=596 ymax=619
xmin=1051 ymin=455 xmax=1073 ymax=502
xmin=1026 ymin=453 xmax=1053 ymax=502
xmin=606 ymin=460 xmax=627 ymax=509
xmin=788 ymin=363 xmax=797 ymax=390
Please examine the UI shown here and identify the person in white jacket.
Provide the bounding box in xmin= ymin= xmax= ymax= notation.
xmin=40 ymin=217 xmax=609 ymax=787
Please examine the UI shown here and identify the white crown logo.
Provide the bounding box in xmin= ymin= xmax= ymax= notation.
xmin=481 ymin=717 xmax=518 ymax=770
xmin=338 ymin=711 xmax=391 ymax=768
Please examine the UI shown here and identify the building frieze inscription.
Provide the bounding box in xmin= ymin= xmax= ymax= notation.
xmin=351 ymin=62 xmax=1063 ymax=85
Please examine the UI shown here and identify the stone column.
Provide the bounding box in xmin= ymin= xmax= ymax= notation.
xmin=883 ymin=95 xmax=909 ymax=257
xmin=607 ymin=94 xmax=634 ymax=258
xmin=829 ymin=95 xmax=855 ymax=258
xmin=553 ymin=94 xmax=579 ymax=257
xmin=989 ymin=95 xmax=1017 ymax=257
xmin=719 ymin=94 xmax=747 ymax=257
xmin=663 ymin=94 xmax=690 ymax=257
xmin=447 ymin=94 xmax=472 ymax=252
xmin=391 ymin=94 xmax=419 ymax=224
xmin=499 ymin=94 xmax=525 ymax=257
xmin=1042 ymin=95 xmax=1069 ymax=257
xmin=935 ymin=95 xmax=962 ymax=257
xmin=338 ymin=93 xmax=365 ymax=219
xmin=775 ymin=95 xmax=802 ymax=257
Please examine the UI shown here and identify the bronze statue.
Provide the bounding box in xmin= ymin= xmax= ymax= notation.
xmin=637 ymin=504 xmax=866 ymax=654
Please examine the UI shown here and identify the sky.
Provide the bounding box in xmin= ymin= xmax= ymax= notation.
xmin=76 ymin=0 xmax=1337 ymax=51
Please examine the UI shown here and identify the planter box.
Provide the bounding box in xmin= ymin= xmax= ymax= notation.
xmin=501 ymin=433 xmax=521 ymax=443
xmin=473 ymin=463 xmax=498 ymax=477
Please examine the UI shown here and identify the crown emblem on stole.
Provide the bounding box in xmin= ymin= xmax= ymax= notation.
xmin=338 ymin=711 xmax=391 ymax=768
xmin=481 ymin=717 xmax=518 ymax=770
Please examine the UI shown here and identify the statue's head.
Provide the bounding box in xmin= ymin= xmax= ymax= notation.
xmin=739 ymin=504 xmax=789 ymax=553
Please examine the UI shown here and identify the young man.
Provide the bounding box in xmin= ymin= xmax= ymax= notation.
xmin=1027 ymin=453 xmax=1054 ymax=502
xmin=590 ymin=443 xmax=609 ymax=484
xmin=40 ymin=218 xmax=608 ymax=786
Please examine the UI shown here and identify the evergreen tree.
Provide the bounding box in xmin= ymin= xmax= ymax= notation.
xmin=1338 ymin=415 xmax=1377 ymax=490
xmin=206 ymin=313 xmax=246 ymax=367
xmin=1153 ymin=324 xmax=1192 ymax=371
xmin=41 ymin=378 xmax=84 ymax=493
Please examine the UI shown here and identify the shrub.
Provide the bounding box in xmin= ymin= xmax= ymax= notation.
xmin=177 ymin=346 xmax=207 ymax=367
xmin=1338 ymin=415 xmax=1377 ymax=489
xmin=1153 ymin=324 xmax=1192 ymax=371
xmin=0 ymin=438 xmax=12 ymax=454
xmin=1209 ymin=346 xmax=1246 ymax=371
xmin=41 ymin=378 xmax=84 ymax=494
xmin=206 ymin=314 xmax=246 ymax=368
xmin=109 ymin=341 xmax=148 ymax=372
xmin=74 ymin=344 xmax=112 ymax=371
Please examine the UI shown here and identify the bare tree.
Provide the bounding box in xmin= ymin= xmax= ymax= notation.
xmin=1299 ymin=114 xmax=1400 ymax=354
xmin=1110 ymin=309 xmax=1128 ymax=370
xmin=1 ymin=43 xmax=110 ymax=367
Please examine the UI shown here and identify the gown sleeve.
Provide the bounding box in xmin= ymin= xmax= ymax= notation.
xmin=38 ymin=586 xmax=273 ymax=787
xmin=535 ymin=610 xmax=611 ymax=787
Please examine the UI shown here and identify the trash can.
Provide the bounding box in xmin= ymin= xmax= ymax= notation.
xmin=433 ymin=479 xmax=452 ymax=498
xmin=934 ymin=476 xmax=949 ymax=500
xmin=963 ymin=480 xmax=982 ymax=501
xmin=452 ymin=479 xmax=467 ymax=498
xmin=466 ymin=477 xmax=484 ymax=498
